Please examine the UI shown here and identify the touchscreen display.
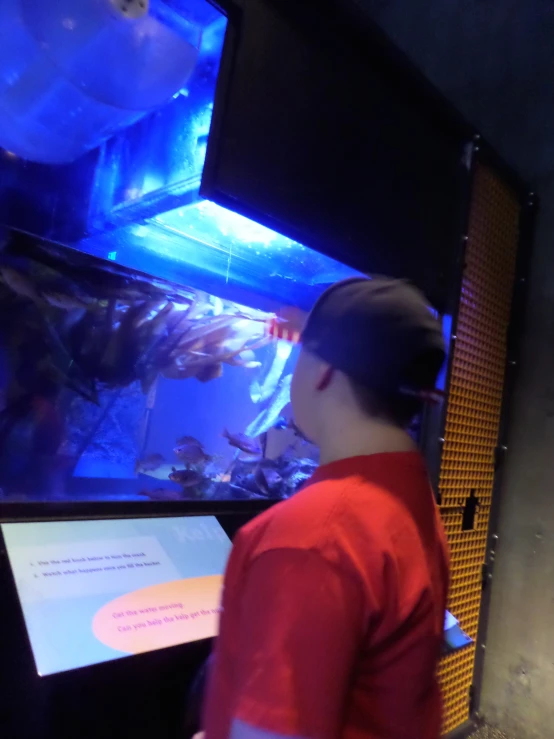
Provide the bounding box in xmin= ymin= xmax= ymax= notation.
xmin=1 ymin=516 xmax=232 ymax=676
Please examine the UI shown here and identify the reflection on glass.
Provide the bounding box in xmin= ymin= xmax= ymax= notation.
xmin=0 ymin=235 xmax=362 ymax=502
xmin=0 ymin=0 xmax=366 ymax=504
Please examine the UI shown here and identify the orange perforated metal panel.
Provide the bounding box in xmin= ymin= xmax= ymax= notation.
xmin=439 ymin=164 xmax=521 ymax=734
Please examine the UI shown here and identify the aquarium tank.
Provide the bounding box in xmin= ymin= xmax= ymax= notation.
xmin=0 ymin=0 xmax=371 ymax=503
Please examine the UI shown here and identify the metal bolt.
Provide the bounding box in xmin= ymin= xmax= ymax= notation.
xmin=509 ymin=360 xmax=516 ymax=366
xmin=438 ymin=437 xmax=445 ymax=444
xmin=481 ymin=643 xmax=486 ymax=650
xmin=501 ymin=445 xmax=508 ymax=451
xmin=452 ymin=335 xmax=457 ymax=340
xmin=462 ymin=235 xmax=469 ymax=242
xmin=492 ymin=534 xmax=499 ymax=540
xmin=488 ymin=573 xmax=493 ymax=580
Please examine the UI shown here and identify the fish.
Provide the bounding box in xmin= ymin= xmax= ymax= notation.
xmin=135 ymin=453 xmax=165 ymax=474
xmin=227 ymin=350 xmax=261 ymax=369
xmin=139 ymin=488 xmax=183 ymax=502
xmin=236 ymin=452 xmax=263 ymax=463
xmin=177 ymin=434 xmax=202 ymax=446
xmin=168 ymin=467 xmax=203 ymax=487
xmin=245 ymin=373 xmax=292 ymax=438
xmin=133 ymin=300 xmax=168 ymax=329
xmin=170 ymin=315 xmax=240 ymax=357
xmin=250 ymin=339 xmax=292 ymax=404
xmin=195 ymin=362 xmax=223 ymax=383
xmin=223 ymin=429 xmax=263 ymax=456
xmin=41 ymin=290 xmax=92 ymax=311
xmin=173 ymin=438 xmax=211 ymax=466
xmin=161 ymin=363 xmax=200 ymax=380
xmin=213 ymin=472 xmax=231 ymax=483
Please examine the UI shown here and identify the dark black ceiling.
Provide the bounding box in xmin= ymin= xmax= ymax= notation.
xmin=356 ymin=0 xmax=554 ymax=183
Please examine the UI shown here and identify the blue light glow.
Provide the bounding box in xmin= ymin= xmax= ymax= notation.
xmin=77 ymin=195 xmax=363 ymax=311
xmin=436 ymin=314 xmax=452 ymax=391
xmin=27 ymin=0 xmax=361 ymax=310
xmin=152 ymin=200 xmax=301 ymax=250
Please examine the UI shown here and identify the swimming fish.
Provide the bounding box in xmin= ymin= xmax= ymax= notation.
xmin=133 ymin=300 xmax=169 ymax=329
xmin=177 ymin=434 xmax=202 ymax=446
xmin=135 ymin=453 xmax=165 ymax=474
xmin=245 ymin=373 xmax=292 ymax=438
xmin=226 ymin=350 xmax=261 ymax=369
xmin=168 ymin=467 xmax=203 ymax=487
xmin=139 ymin=488 xmax=183 ymax=501
xmin=213 ymin=472 xmax=231 ymax=483
xmin=223 ymin=429 xmax=262 ymax=456
xmin=250 ymin=340 xmax=293 ymax=404
xmin=195 ymin=363 xmax=223 ymax=383
xmin=173 ymin=438 xmax=211 ymax=466
xmin=41 ymin=290 xmax=92 ymax=311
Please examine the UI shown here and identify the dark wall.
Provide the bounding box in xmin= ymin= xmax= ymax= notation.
xmin=354 ymin=2 xmax=554 ymax=736
xmin=359 ymin=0 xmax=554 ymax=183
xmin=478 ymin=174 xmax=554 ymax=737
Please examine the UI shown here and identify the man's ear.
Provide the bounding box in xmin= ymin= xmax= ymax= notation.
xmin=315 ymin=364 xmax=334 ymax=392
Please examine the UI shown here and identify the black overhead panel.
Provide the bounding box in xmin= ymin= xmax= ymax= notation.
xmin=203 ymin=0 xmax=466 ymax=309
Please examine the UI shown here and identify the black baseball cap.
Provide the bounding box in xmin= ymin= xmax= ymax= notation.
xmin=301 ymin=277 xmax=445 ymax=398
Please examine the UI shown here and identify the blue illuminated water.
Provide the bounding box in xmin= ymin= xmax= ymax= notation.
xmin=0 ymin=0 xmax=364 ymax=503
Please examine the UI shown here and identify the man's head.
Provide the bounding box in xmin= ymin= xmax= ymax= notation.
xmin=290 ymin=277 xmax=445 ymax=444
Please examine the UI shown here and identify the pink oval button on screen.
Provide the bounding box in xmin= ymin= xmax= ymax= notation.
xmin=92 ymin=575 xmax=223 ymax=654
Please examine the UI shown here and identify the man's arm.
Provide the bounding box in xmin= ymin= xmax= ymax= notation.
xmin=230 ymin=718 xmax=306 ymax=739
xmin=223 ymin=548 xmax=366 ymax=739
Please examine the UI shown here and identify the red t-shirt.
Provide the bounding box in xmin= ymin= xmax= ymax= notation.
xmin=203 ymin=453 xmax=449 ymax=739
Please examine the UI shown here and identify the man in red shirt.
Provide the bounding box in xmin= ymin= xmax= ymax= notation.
xmin=203 ymin=278 xmax=450 ymax=739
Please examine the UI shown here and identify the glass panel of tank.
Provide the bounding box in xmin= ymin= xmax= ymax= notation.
xmin=0 ymin=0 xmax=366 ymax=503
xmin=0 ymin=228 xmax=362 ymax=503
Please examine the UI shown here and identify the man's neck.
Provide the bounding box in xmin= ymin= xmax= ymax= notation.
xmin=318 ymin=417 xmax=417 ymax=466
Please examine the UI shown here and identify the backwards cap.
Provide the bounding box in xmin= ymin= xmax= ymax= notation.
xmin=301 ymin=277 xmax=445 ymax=399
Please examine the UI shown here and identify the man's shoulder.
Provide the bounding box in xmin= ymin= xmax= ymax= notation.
xmin=239 ymin=476 xmax=347 ymax=556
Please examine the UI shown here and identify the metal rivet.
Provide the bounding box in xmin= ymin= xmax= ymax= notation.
xmin=438 ymin=438 xmax=445 ymax=444
xmin=462 ymin=235 xmax=469 ymax=242
xmin=509 ymin=360 xmax=516 ymax=366
xmin=501 ymin=445 xmax=508 ymax=451
xmin=492 ymin=534 xmax=499 ymax=540
xmin=481 ymin=643 xmax=487 ymax=650
xmin=452 ymin=335 xmax=457 ymax=340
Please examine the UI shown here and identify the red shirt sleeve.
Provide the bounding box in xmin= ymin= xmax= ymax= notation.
xmin=232 ymin=548 xmax=366 ymax=739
